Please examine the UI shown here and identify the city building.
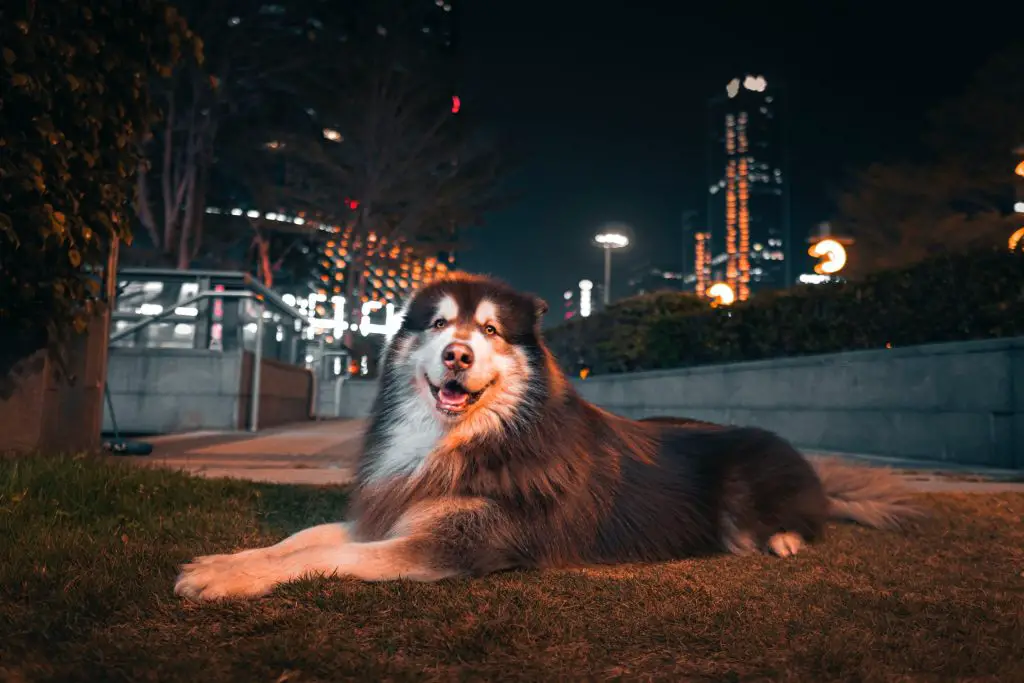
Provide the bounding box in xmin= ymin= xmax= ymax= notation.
xmin=704 ymin=74 xmax=791 ymax=301
xmin=204 ymin=206 xmax=455 ymax=345
xmin=626 ymin=264 xmax=684 ymax=297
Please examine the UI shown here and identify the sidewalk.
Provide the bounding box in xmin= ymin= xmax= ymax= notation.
xmin=114 ymin=419 xmax=366 ymax=485
xmin=112 ymin=419 xmax=1024 ymax=493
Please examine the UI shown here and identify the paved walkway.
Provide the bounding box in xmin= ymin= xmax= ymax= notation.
xmin=112 ymin=419 xmax=1024 ymax=492
xmin=117 ymin=419 xmax=365 ymax=485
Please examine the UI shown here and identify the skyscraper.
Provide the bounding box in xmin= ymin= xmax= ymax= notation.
xmin=704 ymin=74 xmax=790 ymax=300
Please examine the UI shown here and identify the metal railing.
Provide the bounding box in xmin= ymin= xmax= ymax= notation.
xmin=108 ymin=269 xmax=312 ymax=433
xmin=109 ymin=289 xmax=267 ymax=432
xmin=111 ymin=268 xmax=308 ymax=365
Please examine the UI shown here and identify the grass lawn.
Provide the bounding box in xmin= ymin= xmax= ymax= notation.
xmin=2 ymin=454 xmax=1022 ymax=682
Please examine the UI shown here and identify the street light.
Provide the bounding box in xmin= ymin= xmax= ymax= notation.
xmin=707 ymin=282 xmax=736 ymax=307
xmin=594 ymin=225 xmax=630 ymax=306
xmin=808 ymin=238 xmax=848 ymax=275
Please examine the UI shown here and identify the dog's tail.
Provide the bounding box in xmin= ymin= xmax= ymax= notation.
xmin=811 ymin=457 xmax=924 ymax=529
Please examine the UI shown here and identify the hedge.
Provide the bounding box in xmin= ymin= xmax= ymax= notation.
xmin=545 ymin=247 xmax=1024 ymax=375
xmin=0 ymin=0 xmax=198 ymax=394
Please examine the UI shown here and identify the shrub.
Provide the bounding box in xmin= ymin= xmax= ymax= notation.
xmin=0 ymin=0 xmax=199 ymax=393
xmin=544 ymin=247 xmax=1024 ymax=375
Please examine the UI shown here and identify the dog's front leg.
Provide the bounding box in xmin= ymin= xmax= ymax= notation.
xmin=186 ymin=522 xmax=354 ymax=567
xmin=174 ymin=498 xmax=515 ymax=601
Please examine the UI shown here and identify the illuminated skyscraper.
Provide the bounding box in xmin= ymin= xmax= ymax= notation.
xmin=706 ymin=75 xmax=790 ymax=300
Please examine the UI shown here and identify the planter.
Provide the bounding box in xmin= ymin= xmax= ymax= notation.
xmin=0 ymin=314 xmax=111 ymax=453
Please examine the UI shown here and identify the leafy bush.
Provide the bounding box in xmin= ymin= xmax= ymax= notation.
xmin=0 ymin=0 xmax=198 ymax=391
xmin=545 ymin=247 xmax=1024 ymax=375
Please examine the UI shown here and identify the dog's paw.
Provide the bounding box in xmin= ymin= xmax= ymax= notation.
xmin=766 ymin=532 xmax=804 ymax=558
xmin=174 ymin=557 xmax=277 ymax=601
xmin=190 ymin=548 xmax=261 ymax=565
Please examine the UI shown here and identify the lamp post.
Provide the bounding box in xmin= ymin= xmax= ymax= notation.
xmin=594 ymin=226 xmax=630 ymax=307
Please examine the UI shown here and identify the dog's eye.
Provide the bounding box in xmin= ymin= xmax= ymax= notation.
xmin=432 ymin=318 xmax=447 ymax=330
xmin=483 ymin=324 xmax=497 ymax=336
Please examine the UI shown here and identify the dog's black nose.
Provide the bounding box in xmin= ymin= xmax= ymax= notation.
xmin=442 ymin=342 xmax=474 ymax=371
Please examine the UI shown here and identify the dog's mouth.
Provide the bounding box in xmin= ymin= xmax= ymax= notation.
xmin=426 ymin=376 xmax=491 ymax=417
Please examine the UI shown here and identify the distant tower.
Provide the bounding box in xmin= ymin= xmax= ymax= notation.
xmin=694 ymin=231 xmax=711 ymax=298
xmin=707 ymin=75 xmax=790 ymax=300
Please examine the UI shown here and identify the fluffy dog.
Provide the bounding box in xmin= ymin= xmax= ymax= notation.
xmin=174 ymin=274 xmax=919 ymax=601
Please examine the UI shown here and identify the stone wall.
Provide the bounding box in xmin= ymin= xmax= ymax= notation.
xmin=573 ymin=337 xmax=1024 ymax=469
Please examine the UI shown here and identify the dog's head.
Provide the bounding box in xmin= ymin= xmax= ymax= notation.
xmin=382 ymin=274 xmax=549 ymax=427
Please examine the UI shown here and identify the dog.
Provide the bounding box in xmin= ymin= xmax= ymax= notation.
xmin=174 ymin=273 xmax=920 ymax=601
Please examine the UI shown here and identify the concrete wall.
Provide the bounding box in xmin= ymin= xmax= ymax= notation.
xmin=319 ymin=378 xmax=378 ymax=420
xmin=238 ymin=351 xmax=315 ymax=429
xmin=573 ymin=337 xmax=1024 ymax=469
xmin=103 ymin=349 xmax=243 ymax=434
xmin=103 ymin=348 xmax=315 ymax=434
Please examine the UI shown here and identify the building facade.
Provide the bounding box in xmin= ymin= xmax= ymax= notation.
xmin=705 ymin=74 xmax=790 ymax=301
xmin=626 ymin=264 xmax=684 ymax=297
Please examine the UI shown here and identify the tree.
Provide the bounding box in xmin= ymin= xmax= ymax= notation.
xmin=127 ymin=0 xmax=321 ymax=269
xmin=834 ymin=44 xmax=1023 ymax=277
xmin=0 ymin=0 xmax=197 ymax=392
xmin=258 ymin=0 xmax=507 ymax=307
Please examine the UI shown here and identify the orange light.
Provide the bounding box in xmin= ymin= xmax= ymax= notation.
xmin=1015 ymin=160 xmax=1024 ymax=177
xmin=707 ymin=282 xmax=736 ymax=307
xmin=1010 ymin=226 xmax=1024 ymax=251
xmin=579 ymin=367 xmax=590 ymax=380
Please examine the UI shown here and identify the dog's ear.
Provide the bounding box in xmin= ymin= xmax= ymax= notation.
xmin=533 ymin=296 xmax=549 ymax=319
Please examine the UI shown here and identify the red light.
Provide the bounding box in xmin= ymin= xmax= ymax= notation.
xmin=345 ymin=198 xmax=360 ymax=210
xmin=451 ymin=95 xmax=461 ymax=114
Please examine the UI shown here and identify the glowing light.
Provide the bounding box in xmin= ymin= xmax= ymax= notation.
xmin=743 ymin=75 xmax=767 ymax=92
xmin=1015 ymin=160 xmax=1024 ymax=177
xmin=799 ymin=273 xmax=832 ymax=285
xmin=359 ymin=301 xmax=397 ymax=336
xmin=345 ymin=198 xmax=360 ymax=210
xmin=323 ymin=128 xmax=343 ymax=142
xmin=174 ymin=306 xmax=198 ymax=317
xmin=595 ymin=232 xmax=629 ymax=248
xmin=707 ymin=282 xmax=736 ymax=307
xmin=1010 ymin=227 xmax=1024 ymax=251
xmin=726 ymin=78 xmax=740 ymax=98
xmin=579 ymin=279 xmax=593 ymax=317
xmin=579 ymin=367 xmax=590 ymax=380
xmin=694 ymin=231 xmax=711 ymax=298
xmin=451 ymin=95 xmax=461 ymax=114
xmin=138 ymin=303 xmax=163 ymax=316
xmin=1015 ymin=201 xmax=1024 ymax=213
xmin=809 ymin=238 xmax=848 ymax=275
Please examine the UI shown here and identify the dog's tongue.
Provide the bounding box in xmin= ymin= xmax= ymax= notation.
xmin=438 ymin=385 xmax=469 ymax=409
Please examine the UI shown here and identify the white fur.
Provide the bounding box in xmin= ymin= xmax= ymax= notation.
xmin=174 ymin=537 xmax=454 ymax=600
xmin=767 ymin=532 xmax=804 ymax=558
xmin=473 ymin=300 xmax=498 ymax=327
xmin=364 ymin=386 xmax=443 ymax=484
xmin=435 ymin=295 xmax=459 ymax=322
xmin=174 ymin=504 xmax=474 ymax=601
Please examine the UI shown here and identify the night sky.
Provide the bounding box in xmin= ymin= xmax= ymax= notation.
xmin=454 ymin=0 xmax=1022 ymax=322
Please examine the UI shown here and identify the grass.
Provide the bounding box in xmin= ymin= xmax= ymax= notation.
xmin=1 ymin=455 xmax=1022 ymax=682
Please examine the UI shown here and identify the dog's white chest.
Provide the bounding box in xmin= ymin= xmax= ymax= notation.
xmin=364 ymin=397 xmax=442 ymax=484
